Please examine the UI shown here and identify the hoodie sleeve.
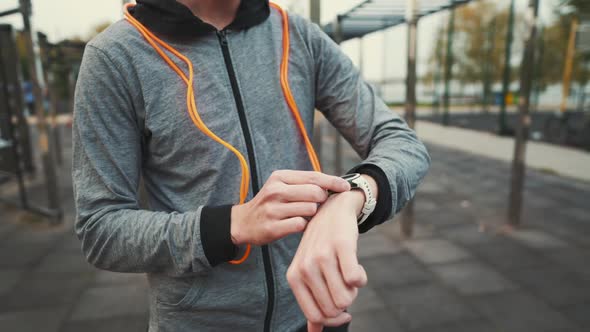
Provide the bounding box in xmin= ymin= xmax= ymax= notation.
xmin=72 ymin=45 xmax=236 ymax=276
xmin=293 ymin=15 xmax=431 ymax=232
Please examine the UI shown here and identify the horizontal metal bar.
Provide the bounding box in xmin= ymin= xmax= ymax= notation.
xmin=343 ymin=15 xmax=404 ymax=21
xmin=326 ymin=0 xmax=476 ymax=42
xmin=0 ymin=7 xmax=20 ymax=18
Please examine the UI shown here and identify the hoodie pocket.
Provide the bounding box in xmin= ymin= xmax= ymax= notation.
xmin=156 ymin=277 xmax=205 ymax=310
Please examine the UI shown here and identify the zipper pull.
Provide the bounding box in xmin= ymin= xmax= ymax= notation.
xmin=217 ymin=30 xmax=228 ymax=45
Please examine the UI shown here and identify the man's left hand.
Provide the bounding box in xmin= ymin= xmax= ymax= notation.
xmin=287 ymin=185 xmax=371 ymax=332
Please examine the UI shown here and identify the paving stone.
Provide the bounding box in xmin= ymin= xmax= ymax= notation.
xmin=34 ymin=252 xmax=95 ymax=274
xmin=533 ymin=222 xmax=590 ymax=248
xmin=431 ymin=260 xmax=517 ymax=295
xmin=0 ymin=221 xmax=19 ymax=239
xmin=0 ymin=272 xmax=93 ymax=312
xmin=414 ymin=208 xmax=475 ymax=228
xmin=0 ymin=307 xmax=69 ymax=332
xmin=358 ymin=231 xmax=402 ymax=259
xmin=404 ymin=239 xmax=471 ymax=264
xmin=416 ymin=181 xmax=446 ymax=195
xmin=60 ymin=315 xmax=148 ymax=332
xmin=543 ymin=248 xmax=590 ymax=280
xmin=0 ymin=269 xmax=24 ymax=296
xmin=438 ymin=224 xmax=506 ymax=246
xmin=55 ymin=236 xmax=84 ymax=253
xmin=510 ymin=266 xmax=590 ymax=307
xmin=467 ymin=240 xmax=552 ymax=271
xmin=69 ymin=283 xmax=149 ymax=321
xmin=349 ymin=309 xmax=405 ymax=332
xmin=348 ymin=286 xmax=388 ymax=315
xmin=509 ymin=229 xmax=570 ymax=250
xmin=470 ymin=291 xmax=576 ymax=332
xmin=561 ymin=207 xmax=589 ymax=223
xmin=380 ymin=217 xmax=436 ymax=240
xmin=361 ymin=252 xmax=433 ymax=288
xmin=522 ymin=194 xmax=559 ymax=210
xmin=94 ymin=270 xmax=148 ymax=287
xmin=0 ymin=244 xmax=51 ymax=268
xmin=0 ymin=227 xmax=65 ymax=248
xmin=413 ymin=199 xmax=438 ymax=211
xmin=380 ymin=283 xmax=478 ymax=331
xmin=411 ymin=319 xmax=497 ymax=332
xmin=560 ymin=301 xmax=590 ymax=328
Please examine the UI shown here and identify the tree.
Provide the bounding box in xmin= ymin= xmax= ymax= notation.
xmin=535 ymin=0 xmax=590 ymax=108
xmin=560 ymin=0 xmax=590 ymax=15
xmin=424 ymin=1 xmax=526 ymax=103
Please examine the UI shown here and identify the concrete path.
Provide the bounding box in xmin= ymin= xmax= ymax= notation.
xmin=1 ymin=124 xmax=588 ymax=332
xmin=416 ymin=120 xmax=590 ymax=182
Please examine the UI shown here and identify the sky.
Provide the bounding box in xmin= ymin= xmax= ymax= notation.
xmin=0 ymin=0 xmax=560 ymax=82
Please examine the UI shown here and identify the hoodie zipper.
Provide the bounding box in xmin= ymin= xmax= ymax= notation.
xmin=217 ymin=30 xmax=275 ymax=332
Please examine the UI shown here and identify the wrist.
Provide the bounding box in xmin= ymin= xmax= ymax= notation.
xmin=230 ymin=205 xmax=245 ymax=245
xmin=328 ymin=190 xmax=365 ymax=217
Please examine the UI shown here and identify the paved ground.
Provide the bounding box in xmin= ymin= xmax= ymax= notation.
xmin=415 ymin=120 xmax=590 ymax=182
xmin=417 ymin=110 xmax=590 ymax=150
xmin=1 ymin=123 xmax=589 ymax=331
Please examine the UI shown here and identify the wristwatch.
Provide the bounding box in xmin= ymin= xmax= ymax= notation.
xmin=340 ymin=173 xmax=377 ymax=226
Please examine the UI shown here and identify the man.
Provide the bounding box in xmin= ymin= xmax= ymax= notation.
xmin=72 ymin=0 xmax=430 ymax=331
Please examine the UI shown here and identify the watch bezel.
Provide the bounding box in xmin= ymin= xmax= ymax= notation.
xmin=341 ymin=173 xmax=361 ymax=189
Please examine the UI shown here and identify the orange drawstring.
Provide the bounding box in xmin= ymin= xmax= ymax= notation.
xmin=123 ymin=3 xmax=320 ymax=265
xmin=270 ymin=3 xmax=322 ymax=172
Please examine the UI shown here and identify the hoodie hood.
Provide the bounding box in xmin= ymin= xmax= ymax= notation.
xmin=132 ymin=0 xmax=270 ymax=40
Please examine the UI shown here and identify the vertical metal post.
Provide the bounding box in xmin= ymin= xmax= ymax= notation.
xmin=508 ymin=0 xmax=540 ymax=226
xmin=499 ymin=0 xmax=515 ymax=135
xmin=560 ymin=17 xmax=578 ymax=114
xmin=401 ymin=0 xmax=419 ymax=238
xmin=381 ymin=31 xmax=388 ymax=98
xmin=359 ymin=37 xmax=364 ymax=79
xmin=310 ymin=0 xmax=321 ymax=26
xmin=333 ymin=16 xmax=343 ymax=175
xmin=405 ymin=2 xmax=418 ymax=131
xmin=483 ymin=18 xmax=496 ymax=113
xmin=20 ymin=0 xmax=62 ymax=221
xmin=38 ymin=33 xmax=63 ymax=166
xmin=0 ymin=35 xmax=28 ymax=208
xmin=532 ymin=26 xmax=544 ymax=112
xmin=432 ymin=29 xmax=443 ymax=116
xmin=442 ymin=8 xmax=455 ymax=126
xmin=310 ymin=0 xmax=323 ymax=167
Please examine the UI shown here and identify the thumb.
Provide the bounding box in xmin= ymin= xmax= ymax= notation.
xmin=307 ymin=321 xmax=323 ymax=332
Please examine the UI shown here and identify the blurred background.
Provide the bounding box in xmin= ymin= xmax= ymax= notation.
xmin=0 ymin=0 xmax=588 ymax=331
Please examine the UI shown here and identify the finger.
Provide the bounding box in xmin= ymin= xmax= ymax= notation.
xmin=274 ymin=170 xmax=350 ymax=192
xmin=321 ymin=258 xmax=358 ymax=310
xmin=271 ymin=217 xmax=307 ymax=239
xmin=290 ymin=281 xmax=325 ymax=326
xmin=336 ymin=243 xmax=365 ymax=288
xmin=320 ymin=312 xmax=352 ymax=327
xmin=307 ymin=312 xmax=352 ymax=332
xmin=303 ymin=262 xmax=341 ymax=318
xmin=276 ymin=202 xmax=318 ymax=219
xmin=307 ymin=321 xmax=322 ymax=332
xmin=280 ymin=184 xmax=328 ymax=203
xmin=357 ymin=264 xmax=368 ymax=287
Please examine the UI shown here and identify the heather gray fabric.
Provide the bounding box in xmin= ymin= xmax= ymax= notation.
xmin=72 ymin=10 xmax=430 ymax=332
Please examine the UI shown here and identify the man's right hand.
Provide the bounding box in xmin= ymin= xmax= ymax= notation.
xmin=230 ymin=170 xmax=350 ymax=246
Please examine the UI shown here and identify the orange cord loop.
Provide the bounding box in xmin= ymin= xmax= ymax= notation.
xmin=123 ymin=3 xmax=320 ymax=265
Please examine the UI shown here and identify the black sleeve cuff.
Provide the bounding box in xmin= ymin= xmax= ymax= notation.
xmin=200 ymin=205 xmax=238 ymax=267
xmin=347 ymin=164 xmax=392 ymax=233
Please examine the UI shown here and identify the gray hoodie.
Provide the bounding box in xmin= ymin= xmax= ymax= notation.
xmin=72 ymin=4 xmax=430 ymax=331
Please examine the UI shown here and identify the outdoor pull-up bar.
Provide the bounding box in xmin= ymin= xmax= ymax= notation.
xmin=0 ymin=0 xmax=62 ymax=222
